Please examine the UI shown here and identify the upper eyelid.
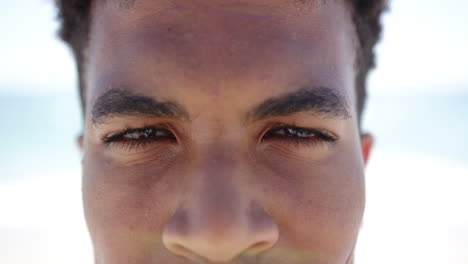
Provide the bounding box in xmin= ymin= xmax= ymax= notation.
xmin=266 ymin=125 xmax=337 ymax=138
xmin=102 ymin=126 xmax=173 ymax=143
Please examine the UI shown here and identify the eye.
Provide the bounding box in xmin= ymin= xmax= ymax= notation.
xmin=262 ymin=125 xmax=337 ymax=148
xmin=103 ymin=126 xmax=176 ymax=149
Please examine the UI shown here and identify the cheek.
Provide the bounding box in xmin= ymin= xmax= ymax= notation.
xmin=81 ymin=149 xmax=184 ymax=253
xmin=256 ymin=143 xmax=365 ymax=258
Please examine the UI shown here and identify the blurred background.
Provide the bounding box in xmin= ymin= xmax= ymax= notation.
xmin=1 ymin=0 xmax=467 ymax=263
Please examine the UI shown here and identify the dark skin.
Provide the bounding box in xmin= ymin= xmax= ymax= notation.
xmin=79 ymin=0 xmax=374 ymax=263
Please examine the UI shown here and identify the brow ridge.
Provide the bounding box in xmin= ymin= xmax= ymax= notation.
xmin=91 ymin=88 xmax=188 ymax=125
xmin=248 ymin=86 xmax=351 ymax=122
xmin=119 ymin=0 xmax=137 ymax=9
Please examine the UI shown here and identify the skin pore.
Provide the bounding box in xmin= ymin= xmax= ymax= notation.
xmin=80 ymin=0 xmax=374 ymax=263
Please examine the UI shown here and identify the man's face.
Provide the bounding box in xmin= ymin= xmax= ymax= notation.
xmin=81 ymin=1 xmax=372 ymax=263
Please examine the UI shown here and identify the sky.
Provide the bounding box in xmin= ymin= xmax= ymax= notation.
xmin=1 ymin=0 xmax=468 ymax=95
xmin=370 ymin=0 xmax=468 ymax=94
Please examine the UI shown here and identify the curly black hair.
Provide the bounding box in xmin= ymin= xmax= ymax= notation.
xmin=55 ymin=0 xmax=387 ymax=124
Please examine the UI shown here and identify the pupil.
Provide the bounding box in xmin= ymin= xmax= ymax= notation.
xmin=144 ymin=128 xmax=154 ymax=137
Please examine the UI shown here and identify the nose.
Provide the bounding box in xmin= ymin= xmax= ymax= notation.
xmin=162 ymin=182 xmax=279 ymax=263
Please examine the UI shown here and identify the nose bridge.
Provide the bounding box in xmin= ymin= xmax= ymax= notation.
xmin=195 ymin=139 xmax=245 ymax=188
xmin=190 ymin=142 xmax=247 ymax=232
xmin=162 ymin=142 xmax=279 ymax=262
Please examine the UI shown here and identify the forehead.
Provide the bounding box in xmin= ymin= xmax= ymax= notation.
xmin=114 ymin=0 xmax=333 ymax=16
xmin=86 ymin=0 xmax=356 ymax=111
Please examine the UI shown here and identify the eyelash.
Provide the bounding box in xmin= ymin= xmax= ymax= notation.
xmin=262 ymin=125 xmax=338 ymax=148
xmin=103 ymin=125 xmax=337 ymax=150
xmin=103 ymin=126 xmax=176 ymax=149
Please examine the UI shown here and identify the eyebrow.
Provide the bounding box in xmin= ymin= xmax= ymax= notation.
xmin=118 ymin=0 xmax=137 ymax=9
xmin=247 ymin=87 xmax=351 ymax=122
xmin=91 ymin=89 xmax=189 ymax=125
xmin=91 ymin=86 xmax=350 ymax=126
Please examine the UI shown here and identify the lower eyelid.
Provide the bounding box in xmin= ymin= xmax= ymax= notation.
xmin=106 ymin=137 xmax=177 ymax=153
xmin=261 ymin=139 xmax=335 ymax=165
xmin=263 ymin=134 xmax=336 ymax=150
xmin=265 ymin=134 xmax=321 ymax=143
xmin=105 ymin=140 xmax=179 ymax=166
